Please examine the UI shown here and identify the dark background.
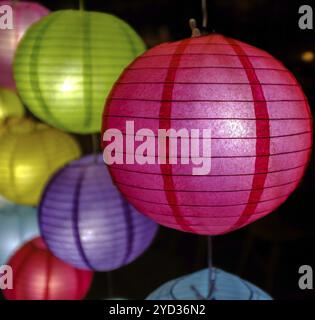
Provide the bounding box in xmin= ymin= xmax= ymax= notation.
xmin=3 ymin=0 xmax=315 ymax=300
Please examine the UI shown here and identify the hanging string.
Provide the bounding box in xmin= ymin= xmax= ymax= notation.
xmin=201 ymin=0 xmax=208 ymax=29
xmin=91 ymin=134 xmax=98 ymax=163
xmin=79 ymin=0 xmax=85 ymax=11
xmin=206 ymin=236 xmax=216 ymax=299
xmin=190 ymin=0 xmax=209 ymax=37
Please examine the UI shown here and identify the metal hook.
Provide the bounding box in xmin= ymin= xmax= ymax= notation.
xmin=189 ymin=18 xmax=201 ymax=38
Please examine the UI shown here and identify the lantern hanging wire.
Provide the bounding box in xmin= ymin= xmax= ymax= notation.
xmin=190 ymin=0 xmax=209 ymax=37
xmin=201 ymin=0 xmax=208 ymax=29
xmin=91 ymin=133 xmax=99 ymax=163
xmin=79 ymin=0 xmax=85 ymax=11
xmin=207 ymin=236 xmax=216 ymax=299
xmin=189 ymin=237 xmax=216 ymax=300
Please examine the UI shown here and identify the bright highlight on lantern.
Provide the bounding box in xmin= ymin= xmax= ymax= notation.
xmin=60 ymin=77 xmax=77 ymax=93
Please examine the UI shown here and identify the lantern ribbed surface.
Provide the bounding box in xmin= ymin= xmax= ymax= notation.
xmin=2 ymin=237 xmax=93 ymax=300
xmin=102 ymin=33 xmax=313 ymax=235
xmin=146 ymin=268 xmax=272 ymax=300
xmin=0 ymin=204 xmax=39 ymax=265
xmin=0 ymin=87 xmax=24 ymax=122
xmin=39 ymin=154 xmax=158 ymax=271
xmin=0 ymin=1 xmax=49 ymax=89
xmin=0 ymin=118 xmax=81 ymax=206
xmin=14 ymin=10 xmax=146 ymax=134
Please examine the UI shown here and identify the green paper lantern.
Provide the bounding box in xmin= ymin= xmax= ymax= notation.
xmin=14 ymin=10 xmax=145 ymax=134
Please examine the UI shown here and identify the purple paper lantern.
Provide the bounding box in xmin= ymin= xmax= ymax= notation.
xmin=0 ymin=1 xmax=49 ymax=89
xmin=39 ymin=154 xmax=158 ymax=271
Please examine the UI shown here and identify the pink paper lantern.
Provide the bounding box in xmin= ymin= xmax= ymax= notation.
xmin=102 ymin=34 xmax=313 ymax=235
xmin=0 ymin=1 xmax=49 ymax=89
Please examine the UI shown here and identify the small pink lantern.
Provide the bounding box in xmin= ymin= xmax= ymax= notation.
xmin=0 ymin=1 xmax=49 ymax=89
xmin=102 ymin=33 xmax=313 ymax=235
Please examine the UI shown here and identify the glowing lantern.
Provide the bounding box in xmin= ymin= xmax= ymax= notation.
xmin=147 ymin=268 xmax=272 ymax=300
xmin=0 ymin=118 xmax=81 ymax=206
xmin=0 ymin=1 xmax=49 ymax=89
xmin=2 ymin=237 xmax=93 ymax=300
xmin=0 ymin=195 xmax=10 ymax=208
xmin=102 ymin=33 xmax=313 ymax=235
xmin=14 ymin=10 xmax=146 ymax=134
xmin=0 ymin=204 xmax=39 ymax=265
xmin=39 ymin=154 xmax=158 ymax=271
xmin=0 ymin=87 xmax=24 ymax=122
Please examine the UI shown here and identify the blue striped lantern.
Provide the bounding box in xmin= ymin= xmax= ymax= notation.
xmin=147 ymin=268 xmax=272 ymax=300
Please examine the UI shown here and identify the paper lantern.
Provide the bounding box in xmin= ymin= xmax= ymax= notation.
xmin=0 ymin=118 xmax=81 ymax=206
xmin=0 ymin=1 xmax=49 ymax=89
xmin=14 ymin=10 xmax=146 ymax=134
xmin=39 ymin=154 xmax=158 ymax=271
xmin=147 ymin=268 xmax=272 ymax=300
xmin=0 ymin=204 xmax=39 ymax=265
xmin=0 ymin=195 xmax=10 ymax=208
xmin=2 ymin=237 xmax=93 ymax=300
xmin=102 ymin=33 xmax=313 ymax=235
xmin=0 ymin=87 xmax=24 ymax=122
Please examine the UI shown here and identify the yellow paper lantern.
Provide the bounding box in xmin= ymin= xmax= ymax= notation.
xmin=0 ymin=118 xmax=81 ymax=205
xmin=0 ymin=87 xmax=24 ymax=122
xmin=14 ymin=10 xmax=146 ymax=134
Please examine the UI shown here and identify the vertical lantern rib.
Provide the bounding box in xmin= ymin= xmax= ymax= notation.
xmin=29 ymin=13 xmax=65 ymax=130
xmin=74 ymin=269 xmax=82 ymax=300
xmin=159 ymin=39 xmax=195 ymax=233
xmin=11 ymin=245 xmax=34 ymax=300
xmin=118 ymin=21 xmax=138 ymax=58
xmin=82 ymin=13 xmax=93 ymax=130
xmin=43 ymin=250 xmax=52 ymax=300
xmin=72 ymin=170 xmax=95 ymax=270
xmin=226 ymin=38 xmax=271 ymax=230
